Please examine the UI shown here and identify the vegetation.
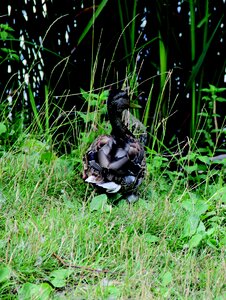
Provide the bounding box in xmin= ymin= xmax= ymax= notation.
xmin=0 ymin=1 xmax=226 ymax=299
xmin=0 ymin=133 xmax=225 ymax=299
xmin=0 ymin=84 xmax=225 ymax=298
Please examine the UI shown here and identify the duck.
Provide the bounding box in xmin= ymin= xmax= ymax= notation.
xmin=82 ymin=89 xmax=146 ymax=202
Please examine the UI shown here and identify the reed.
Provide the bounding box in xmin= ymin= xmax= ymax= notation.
xmin=187 ymin=2 xmax=224 ymax=138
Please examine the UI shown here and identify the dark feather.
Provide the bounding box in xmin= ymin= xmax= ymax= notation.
xmin=83 ymin=89 xmax=146 ymax=201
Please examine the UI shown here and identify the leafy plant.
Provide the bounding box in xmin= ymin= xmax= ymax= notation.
xmin=197 ymin=84 xmax=226 ymax=153
xmin=181 ymin=191 xmax=225 ymax=250
xmin=0 ymin=4 xmax=225 ymax=299
xmin=18 ymin=283 xmax=52 ymax=300
xmin=0 ymin=24 xmax=19 ymax=63
xmin=77 ymin=88 xmax=110 ymax=153
xmin=49 ymin=268 xmax=74 ymax=288
xmin=184 ymin=3 xmax=224 ymax=137
xmin=0 ymin=266 xmax=11 ymax=283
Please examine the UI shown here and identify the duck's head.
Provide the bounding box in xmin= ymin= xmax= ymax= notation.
xmin=107 ymin=89 xmax=129 ymax=114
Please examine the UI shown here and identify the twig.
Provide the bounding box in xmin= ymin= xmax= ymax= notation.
xmin=52 ymin=252 xmax=118 ymax=275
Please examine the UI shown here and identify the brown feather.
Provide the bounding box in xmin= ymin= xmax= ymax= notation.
xmin=82 ymin=89 xmax=146 ymax=201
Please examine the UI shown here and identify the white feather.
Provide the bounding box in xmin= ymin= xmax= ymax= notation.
xmin=85 ymin=176 xmax=102 ymax=184
xmin=96 ymin=182 xmax=121 ymax=193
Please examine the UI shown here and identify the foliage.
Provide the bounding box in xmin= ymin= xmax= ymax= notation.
xmin=197 ymin=84 xmax=226 ymax=153
xmin=18 ymin=283 xmax=52 ymax=300
xmin=0 ymin=4 xmax=226 ymax=298
xmin=0 ymin=24 xmax=19 ymax=63
xmin=1 ymin=0 xmax=226 ymax=147
xmin=0 ymin=84 xmax=225 ymax=299
xmin=0 ymin=142 xmax=225 ymax=298
xmin=89 ymin=194 xmax=112 ymax=212
xmin=77 ymin=0 xmax=109 ymax=47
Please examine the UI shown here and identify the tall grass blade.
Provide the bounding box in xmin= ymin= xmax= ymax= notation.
xmin=196 ymin=0 xmax=209 ymax=115
xmin=143 ymin=83 xmax=154 ymax=128
xmin=77 ymin=0 xmax=108 ymax=47
xmin=28 ymin=84 xmax=43 ymax=133
xmin=187 ymin=15 xmax=223 ymax=136
xmin=159 ymin=32 xmax=167 ymax=116
xmin=185 ymin=16 xmax=223 ymax=92
xmin=44 ymin=85 xmax=50 ymax=137
xmin=189 ymin=0 xmax=196 ymax=137
xmin=130 ymin=0 xmax=137 ymax=60
xmin=117 ymin=0 xmax=128 ymax=58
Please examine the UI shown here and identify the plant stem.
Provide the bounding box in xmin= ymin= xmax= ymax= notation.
xmin=189 ymin=0 xmax=196 ymax=137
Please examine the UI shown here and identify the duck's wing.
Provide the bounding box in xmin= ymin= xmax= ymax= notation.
xmin=105 ymin=137 xmax=146 ymax=193
xmin=83 ymin=135 xmax=123 ymax=193
xmin=83 ymin=135 xmax=146 ymax=196
xmin=121 ymin=138 xmax=146 ymax=189
xmin=83 ymin=135 xmax=114 ymax=181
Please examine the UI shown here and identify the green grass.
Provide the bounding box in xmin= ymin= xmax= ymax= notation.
xmin=0 ymin=137 xmax=225 ymax=299
xmin=0 ymin=4 xmax=225 ymax=298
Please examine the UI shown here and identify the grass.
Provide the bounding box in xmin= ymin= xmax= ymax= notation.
xmin=0 ymin=3 xmax=225 ymax=298
xmin=0 ymin=136 xmax=225 ymax=299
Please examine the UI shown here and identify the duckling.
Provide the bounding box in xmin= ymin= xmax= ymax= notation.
xmin=82 ymin=89 xmax=146 ymax=202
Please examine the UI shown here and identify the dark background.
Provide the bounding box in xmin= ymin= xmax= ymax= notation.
xmin=1 ymin=0 xmax=226 ymax=149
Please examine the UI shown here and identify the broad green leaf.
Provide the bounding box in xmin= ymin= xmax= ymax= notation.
xmin=183 ymin=215 xmax=200 ymax=237
xmin=50 ymin=268 xmax=73 ymax=288
xmin=196 ymin=221 xmax=206 ymax=233
xmin=207 ymin=238 xmax=218 ymax=249
xmin=11 ymin=53 xmax=19 ymax=61
xmin=197 ymin=156 xmax=210 ymax=164
xmin=182 ymin=199 xmax=196 ymax=212
xmin=0 ymin=123 xmax=7 ymax=135
xmin=0 ymin=266 xmax=11 ymax=283
xmin=179 ymin=152 xmax=197 ymax=162
xmin=40 ymin=151 xmax=56 ymax=164
xmin=184 ymin=164 xmax=198 ymax=173
xmin=189 ymin=233 xmax=203 ymax=249
xmin=0 ymin=32 xmax=8 ymax=41
xmin=99 ymin=89 xmax=109 ymax=101
xmin=106 ymin=286 xmax=121 ymax=298
xmin=22 ymin=138 xmax=46 ymax=154
xmin=0 ymin=24 xmax=15 ymax=31
xmin=144 ymin=233 xmax=159 ymax=244
xmin=182 ymin=198 xmax=208 ymax=216
xmin=216 ymin=97 xmax=226 ymax=102
xmin=194 ymin=200 xmax=209 ymax=216
xmin=161 ymin=271 xmax=173 ymax=286
xmin=197 ymin=112 xmax=209 ymax=117
xmin=0 ymin=47 xmax=14 ymax=53
xmin=18 ymin=282 xmax=52 ymax=300
xmin=206 ymin=227 xmax=215 ymax=236
xmin=90 ymin=194 xmax=111 ymax=212
xmin=208 ymin=85 xmax=226 ymax=93
xmin=77 ymin=111 xmax=97 ymax=123
xmin=80 ymin=88 xmax=90 ymax=101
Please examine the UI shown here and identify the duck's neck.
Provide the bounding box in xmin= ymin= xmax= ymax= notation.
xmin=109 ymin=113 xmax=134 ymax=139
